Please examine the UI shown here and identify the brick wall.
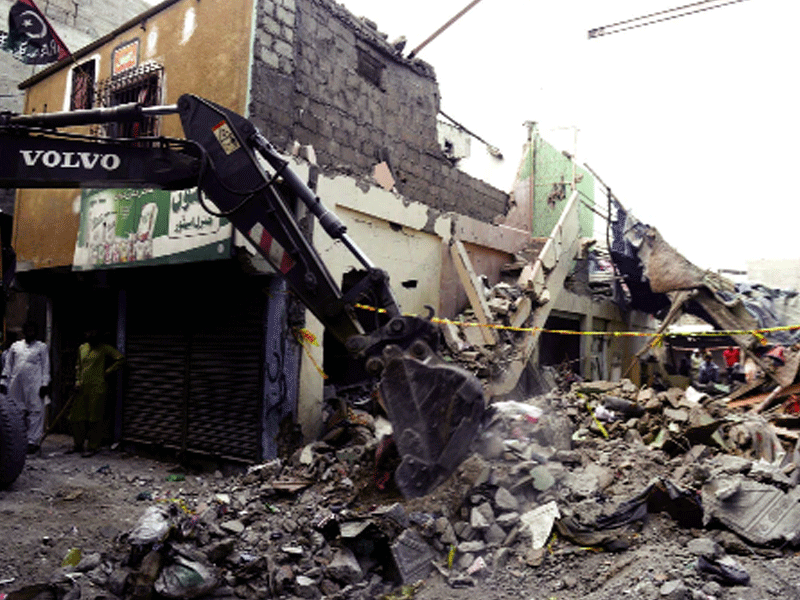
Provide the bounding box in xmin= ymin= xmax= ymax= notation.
xmin=36 ymin=0 xmax=151 ymax=41
xmin=250 ymin=0 xmax=508 ymax=223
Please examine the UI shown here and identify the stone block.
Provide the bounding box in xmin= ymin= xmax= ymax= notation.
xmin=326 ymin=547 xmax=363 ymax=584
xmin=391 ymin=529 xmax=435 ymax=584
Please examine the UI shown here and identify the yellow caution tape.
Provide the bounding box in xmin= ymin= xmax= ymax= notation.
xmin=292 ymin=328 xmax=328 ymax=380
xmin=287 ymin=304 xmax=792 ymax=381
xmin=587 ymin=402 xmax=609 ymax=439
xmin=296 ymin=327 xmax=319 ymax=347
xmin=354 ymin=303 xmax=799 ymax=340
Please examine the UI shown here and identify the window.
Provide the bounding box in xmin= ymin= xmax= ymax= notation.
xmin=93 ymin=62 xmax=163 ymax=138
xmin=356 ymin=47 xmax=384 ymax=89
xmin=70 ymin=60 xmax=96 ymax=110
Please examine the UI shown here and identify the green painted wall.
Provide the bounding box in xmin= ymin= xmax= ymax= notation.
xmin=518 ymin=134 xmax=594 ymax=239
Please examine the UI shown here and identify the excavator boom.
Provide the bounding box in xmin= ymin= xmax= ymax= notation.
xmin=0 ymin=95 xmax=485 ymax=497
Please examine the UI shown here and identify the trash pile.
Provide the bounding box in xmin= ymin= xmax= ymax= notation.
xmin=10 ymin=372 xmax=800 ymax=600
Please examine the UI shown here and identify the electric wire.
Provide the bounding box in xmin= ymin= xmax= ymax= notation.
xmin=589 ymin=0 xmax=751 ymax=38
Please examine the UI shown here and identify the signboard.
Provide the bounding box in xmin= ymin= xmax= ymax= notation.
xmin=112 ymin=39 xmax=138 ymax=75
xmin=73 ymin=188 xmax=232 ymax=270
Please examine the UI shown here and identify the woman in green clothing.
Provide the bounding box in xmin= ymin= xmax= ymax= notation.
xmin=69 ymin=329 xmax=125 ymax=457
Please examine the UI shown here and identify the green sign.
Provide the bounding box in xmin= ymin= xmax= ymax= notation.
xmin=73 ymin=188 xmax=232 ymax=270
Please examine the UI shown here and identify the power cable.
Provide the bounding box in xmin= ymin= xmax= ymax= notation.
xmin=588 ymin=0 xmax=751 ymax=38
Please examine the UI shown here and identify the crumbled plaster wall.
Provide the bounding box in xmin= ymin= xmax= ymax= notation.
xmin=280 ymin=155 xmax=525 ymax=440
xmin=249 ymin=0 xmax=509 ymax=223
xmin=500 ymin=133 xmax=595 ymax=239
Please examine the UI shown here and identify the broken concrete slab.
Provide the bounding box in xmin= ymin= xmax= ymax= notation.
xmin=520 ymin=501 xmax=560 ymax=550
xmin=442 ymin=320 xmax=469 ymax=353
xmin=494 ymin=487 xmax=519 ymax=512
xmin=450 ymin=239 xmax=498 ymax=346
xmin=530 ymin=465 xmax=556 ymax=492
xmin=391 ymin=529 xmax=435 ymax=585
xmin=470 ymin=507 xmax=490 ymax=531
xmin=702 ymin=477 xmax=800 ymax=546
xmin=326 ymin=547 xmax=363 ymax=584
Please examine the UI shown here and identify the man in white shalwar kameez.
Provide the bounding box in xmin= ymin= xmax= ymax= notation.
xmin=0 ymin=322 xmax=50 ymax=453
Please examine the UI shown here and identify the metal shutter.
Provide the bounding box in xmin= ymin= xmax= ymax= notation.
xmin=123 ymin=284 xmax=264 ymax=462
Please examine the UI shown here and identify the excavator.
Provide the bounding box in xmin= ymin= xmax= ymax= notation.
xmin=0 ymin=95 xmax=485 ymax=496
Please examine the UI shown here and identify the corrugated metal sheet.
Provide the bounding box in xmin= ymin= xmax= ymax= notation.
xmin=123 ymin=294 xmax=264 ymax=462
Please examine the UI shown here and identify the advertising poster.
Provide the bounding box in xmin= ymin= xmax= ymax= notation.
xmin=73 ymin=188 xmax=232 ymax=270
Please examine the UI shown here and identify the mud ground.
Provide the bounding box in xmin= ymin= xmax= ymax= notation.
xmin=0 ymin=434 xmax=221 ymax=588
xmin=2 ymin=435 xmax=800 ymax=600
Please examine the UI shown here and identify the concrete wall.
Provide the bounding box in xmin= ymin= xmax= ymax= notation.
xmin=249 ymin=0 xmax=508 ymax=223
xmin=286 ymin=155 xmax=653 ymax=436
xmin=500 ymin=129 xmax=594 ymax=239
xmin=278 ymin=156 xmax=527 ymax=439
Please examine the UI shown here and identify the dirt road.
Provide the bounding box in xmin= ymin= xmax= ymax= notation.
xmin=0 ymin=434 xmax=217 ymax=590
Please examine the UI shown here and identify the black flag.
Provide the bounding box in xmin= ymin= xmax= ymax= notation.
xmin=2 ymin=0 xmax=70 ymax=65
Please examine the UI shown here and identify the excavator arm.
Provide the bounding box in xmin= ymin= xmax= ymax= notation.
xmin=0 ymin=94 xmax=485 ymax=497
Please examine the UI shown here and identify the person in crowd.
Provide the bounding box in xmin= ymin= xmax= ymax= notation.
xmin=0 ymin=322 xmax=50 ymax=454
xmin=723 ymin=345 xmax=740 ymax=384
xmin=68 ymin=328 xmax=125 ymax=457
xmin=690 ymin=348 xmax=703 ymax=380
xmin=698 ymin=351 xmax=720 ymax=385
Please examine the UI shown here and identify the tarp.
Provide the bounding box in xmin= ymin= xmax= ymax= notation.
xmin=610 ymin=198 xmax=800 ymax=348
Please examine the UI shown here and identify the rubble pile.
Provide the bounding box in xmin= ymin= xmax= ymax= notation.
xmin=12 ymin=374 xmax=800 ymax=600
xmin=439 ymin=278 xmax=545 ymax=390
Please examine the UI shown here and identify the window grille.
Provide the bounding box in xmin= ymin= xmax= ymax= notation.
xmin=70 ymin=60 xmax=96 ymax=110
xmin=92 ymin=62 xmax=163 ymax=138
xmin=356 ymin=47 xmax=384 ymax=89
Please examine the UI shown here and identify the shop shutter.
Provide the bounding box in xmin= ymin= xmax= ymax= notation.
xmin=122 ymin=285 xmax=264 ymax=462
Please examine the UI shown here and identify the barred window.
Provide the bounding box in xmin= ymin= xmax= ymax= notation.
xmin=70 ymin=60 xmax=96 ymax=110
xmin=93 ymin=62 xmax=163 ymax=138
xmin=356 ymin=47 xmax=384 ymax=89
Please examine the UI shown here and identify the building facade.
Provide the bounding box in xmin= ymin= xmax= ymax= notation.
xmin=9 ymin=0 xmax=653 ymax=463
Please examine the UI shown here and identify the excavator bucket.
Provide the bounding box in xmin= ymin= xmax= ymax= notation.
xmin=378 ymin=341 xmax=485 ymax=498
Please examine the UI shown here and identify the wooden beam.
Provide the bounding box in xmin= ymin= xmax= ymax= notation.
xmin=450 ymin=239 xmax=498 ymax=346
xmin=488 ymin=190 xmax=582 ymax=397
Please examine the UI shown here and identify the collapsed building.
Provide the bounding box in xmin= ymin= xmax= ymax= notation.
xmin=610 ymin=198 xmax=800 ymax=398
xmin=6 ymin=0 xmax=654 ymax=465
xmin=4 ymin=3 xmax=800 ymax=599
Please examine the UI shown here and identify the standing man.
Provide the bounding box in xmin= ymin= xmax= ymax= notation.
xmin=69 ymin=328 xmax=125 ymax=457
xmin=690 ymin=348 xmax=703 ymax=381
xmin=723 ymin=346 xmax=740 ymax=384
xmin=0 ymin=322 xmax=51 ymax=454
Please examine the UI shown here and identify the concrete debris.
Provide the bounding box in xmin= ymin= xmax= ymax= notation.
xmin=16 ymin=320 xmax=800 ymax=600
xmin=326 ymin=548 xmax=363 ymax=584
xmin=701 ymin=477 xmax=800 ymax=546
xmin=520 ymin=501 xmax=560 ymax=550
xmin=391 ymin=529 xmax=434 ymax=585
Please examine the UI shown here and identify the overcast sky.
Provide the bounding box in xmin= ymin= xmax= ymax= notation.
xmin=336 ymin=0 xmax=798 ymax=273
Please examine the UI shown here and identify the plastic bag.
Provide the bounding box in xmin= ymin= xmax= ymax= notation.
xmin=154 ymin=557 xmax=217 ymax=599
xmin=129 ymin=505 xmax=172 ymax=546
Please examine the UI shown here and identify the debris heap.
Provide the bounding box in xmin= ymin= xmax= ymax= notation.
xmin=11 ymin=372 xmax=800 ymax=600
